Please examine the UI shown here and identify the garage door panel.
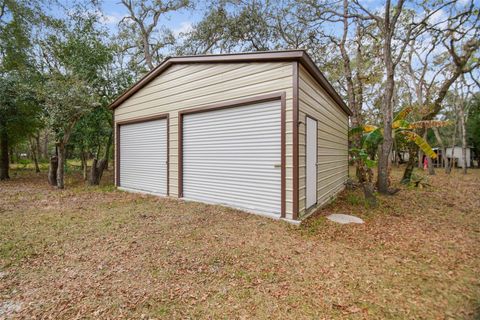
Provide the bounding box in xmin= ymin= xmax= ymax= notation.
xmin=183 ymin=132 xmax=280 ymax=142
xmin=184 ymin=122 xmax=279 ymax=133
xmin=183 ymin=101 xmax=281 ymax=215
xmin=184 ymin=188 xmax=280 ymax=212
xmin=183 ymin=158 xmax=281 ymax=166
xmin=184 ymin=174 xmax=280 ymax=187
xmin=120 ymin=119 xmax=168 ymax=195
xmin=184 ymin=117 xmax=278 ymax=130
xmin=184 ymin=114 xmax=280 ymax=125
xmin=183 ymin=106 xmax=278 ymax=122
xmin=185 ymin=150 xmax=279 ymax=156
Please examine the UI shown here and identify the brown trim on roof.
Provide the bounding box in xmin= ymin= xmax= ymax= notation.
xmin=171 ymin=51 xmax=303 ymax=64
xmin=178 ymin=92 xmax=287 ymax=217
xmin=292 ymin=62 xmax=299 ymax=220
xmin=108 ymin=50 xmax=351 ymax=116
xmin=115 ymin=113 xmax=170 ymax=195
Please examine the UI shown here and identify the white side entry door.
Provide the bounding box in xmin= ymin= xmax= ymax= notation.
xmin=306 ymin=116 xmax=318 ymax=209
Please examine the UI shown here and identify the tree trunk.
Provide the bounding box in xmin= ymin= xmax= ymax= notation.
xmin=88 ymin=158 xmax=107 ymax=185
xmin=56 ymin=142 xmax=65 ymax=189
xmin=427 ymin=157 xmax=435 ymax=175
xmin=401 ymin=145 xmax=417 ymax=184
xmin=402 ymin=158 xmax=415 ymax=184
xmin=0 ymin=126 xmax=9 ymax=180
xmin=378 ymin=133 xmax=393 ymax=193
xmin=459 ymin=106 xmax=467 ymax=174
xmin=423 ymin=130 xmax=435 ymax=175
xmin=80 ymin=150 xmax=88 ymax=181
xmin=35 ymin=132 xmax=41 ymax=162
xmin=9 ymin=146 xmax=14 ymax=164
xmin=447 ymin=145 xmax=456 ymax=174
xmin=446 ymin=117 xmax=458 ymax=174
xmin=393 ymin=139 xmax=399 ymax=167
xmin=96 ymin=144 xmax=101 ymax=160
xmin=29 ymin=137 xmax=40 ymax=173
xmin=432 ymin=127 xmax=446 ymax=169
xmin=362 ymin=183 xmax=377 ymax=208
xmin=43 ymin=130 xmax=49 ymax=159
xmin=103 ymin=132 xmax=112 ymax=171
xmin=378 ymin=35 xmax=395 ymax=194
xmin=48 ymin=156 xmax=58 ymax=186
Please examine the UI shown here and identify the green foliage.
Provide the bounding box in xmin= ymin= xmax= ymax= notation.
xmin=349 ymin=147 xmax=377 ymax=168
xmin=39 ymin=8 xmax=114 ymax=144
xmin=466 ymin=94 xmax=480 ymax=158
xmin=349 ymin=125 xmax=382 ymax=167
xmin=0 ymin=73 xmax=43 ymax=146
xmin=69 ymin=105 xmax=112 ymax=158
xmin=0 ymin=0 xmax=44 ymax=155
xmin=0 ymin=0 xmax=38 ymax=72
xmin=41 ymin=74 xmax=98 ymax=142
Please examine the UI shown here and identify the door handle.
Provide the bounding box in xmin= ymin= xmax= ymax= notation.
xmin=273 ymin=163 xmax=281 ymax=168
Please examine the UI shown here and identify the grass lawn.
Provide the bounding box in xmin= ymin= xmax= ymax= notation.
xmin=1 ymin=166 xmax=479 ymax=319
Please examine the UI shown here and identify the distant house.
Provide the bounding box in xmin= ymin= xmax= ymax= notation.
xmin=432 ymin=146 xmax=473 ymax=168
xmin=109 ymin=50 xmax=352 ymax=222
xmin=445 ymin=146 xmax=472 ymax=168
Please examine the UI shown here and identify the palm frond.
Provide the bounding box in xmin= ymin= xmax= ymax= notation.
xmin=409 ymin=120 xmax=452 ymax=129
xmin=399 ymin=131 xmax=437 ymax=159
xmin=363 ymin=124 xmax=378 ymax=133
xmin=364 ymin=127 xmax=383 ymax=148
xmin=393 ymin=106 xmax=413 ymax=121
xmin=392 ymin=119 xmax=411 ymax=129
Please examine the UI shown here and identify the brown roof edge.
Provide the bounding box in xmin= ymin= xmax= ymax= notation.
xmin=109 ymin=50 xmax=352 ymax=116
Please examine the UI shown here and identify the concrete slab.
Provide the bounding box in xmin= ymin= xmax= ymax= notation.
xmin=327 ymin=213 xmax=364 ymax=224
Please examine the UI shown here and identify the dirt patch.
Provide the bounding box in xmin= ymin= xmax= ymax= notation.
xmin=1 ymin=168 xmax=479 ymax=318
xmin=0 ymin=301 xmax=22 ymax=318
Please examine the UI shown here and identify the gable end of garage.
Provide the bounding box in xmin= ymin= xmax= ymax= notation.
xmin=109 ymin=50 xmax=351 ymax=117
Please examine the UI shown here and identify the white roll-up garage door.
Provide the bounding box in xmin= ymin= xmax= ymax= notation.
xmin=119 ymin=118 xmax=168 ymax=195
xmin=182 ymin=101 xmax=281 ymax=216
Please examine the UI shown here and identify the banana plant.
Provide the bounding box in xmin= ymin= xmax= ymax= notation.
xmin=350 ymin=106 xmax=451 ymax=162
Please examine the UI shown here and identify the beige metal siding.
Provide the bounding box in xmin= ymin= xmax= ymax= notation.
xmin=298 ymin=65 xmax=348 ymax=216
xmin=114 ymin=62 xmax=295 ymax=218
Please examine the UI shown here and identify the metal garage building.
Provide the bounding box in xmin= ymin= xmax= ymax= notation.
xmin=110 ymin=50 xmax=352 ymax=222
